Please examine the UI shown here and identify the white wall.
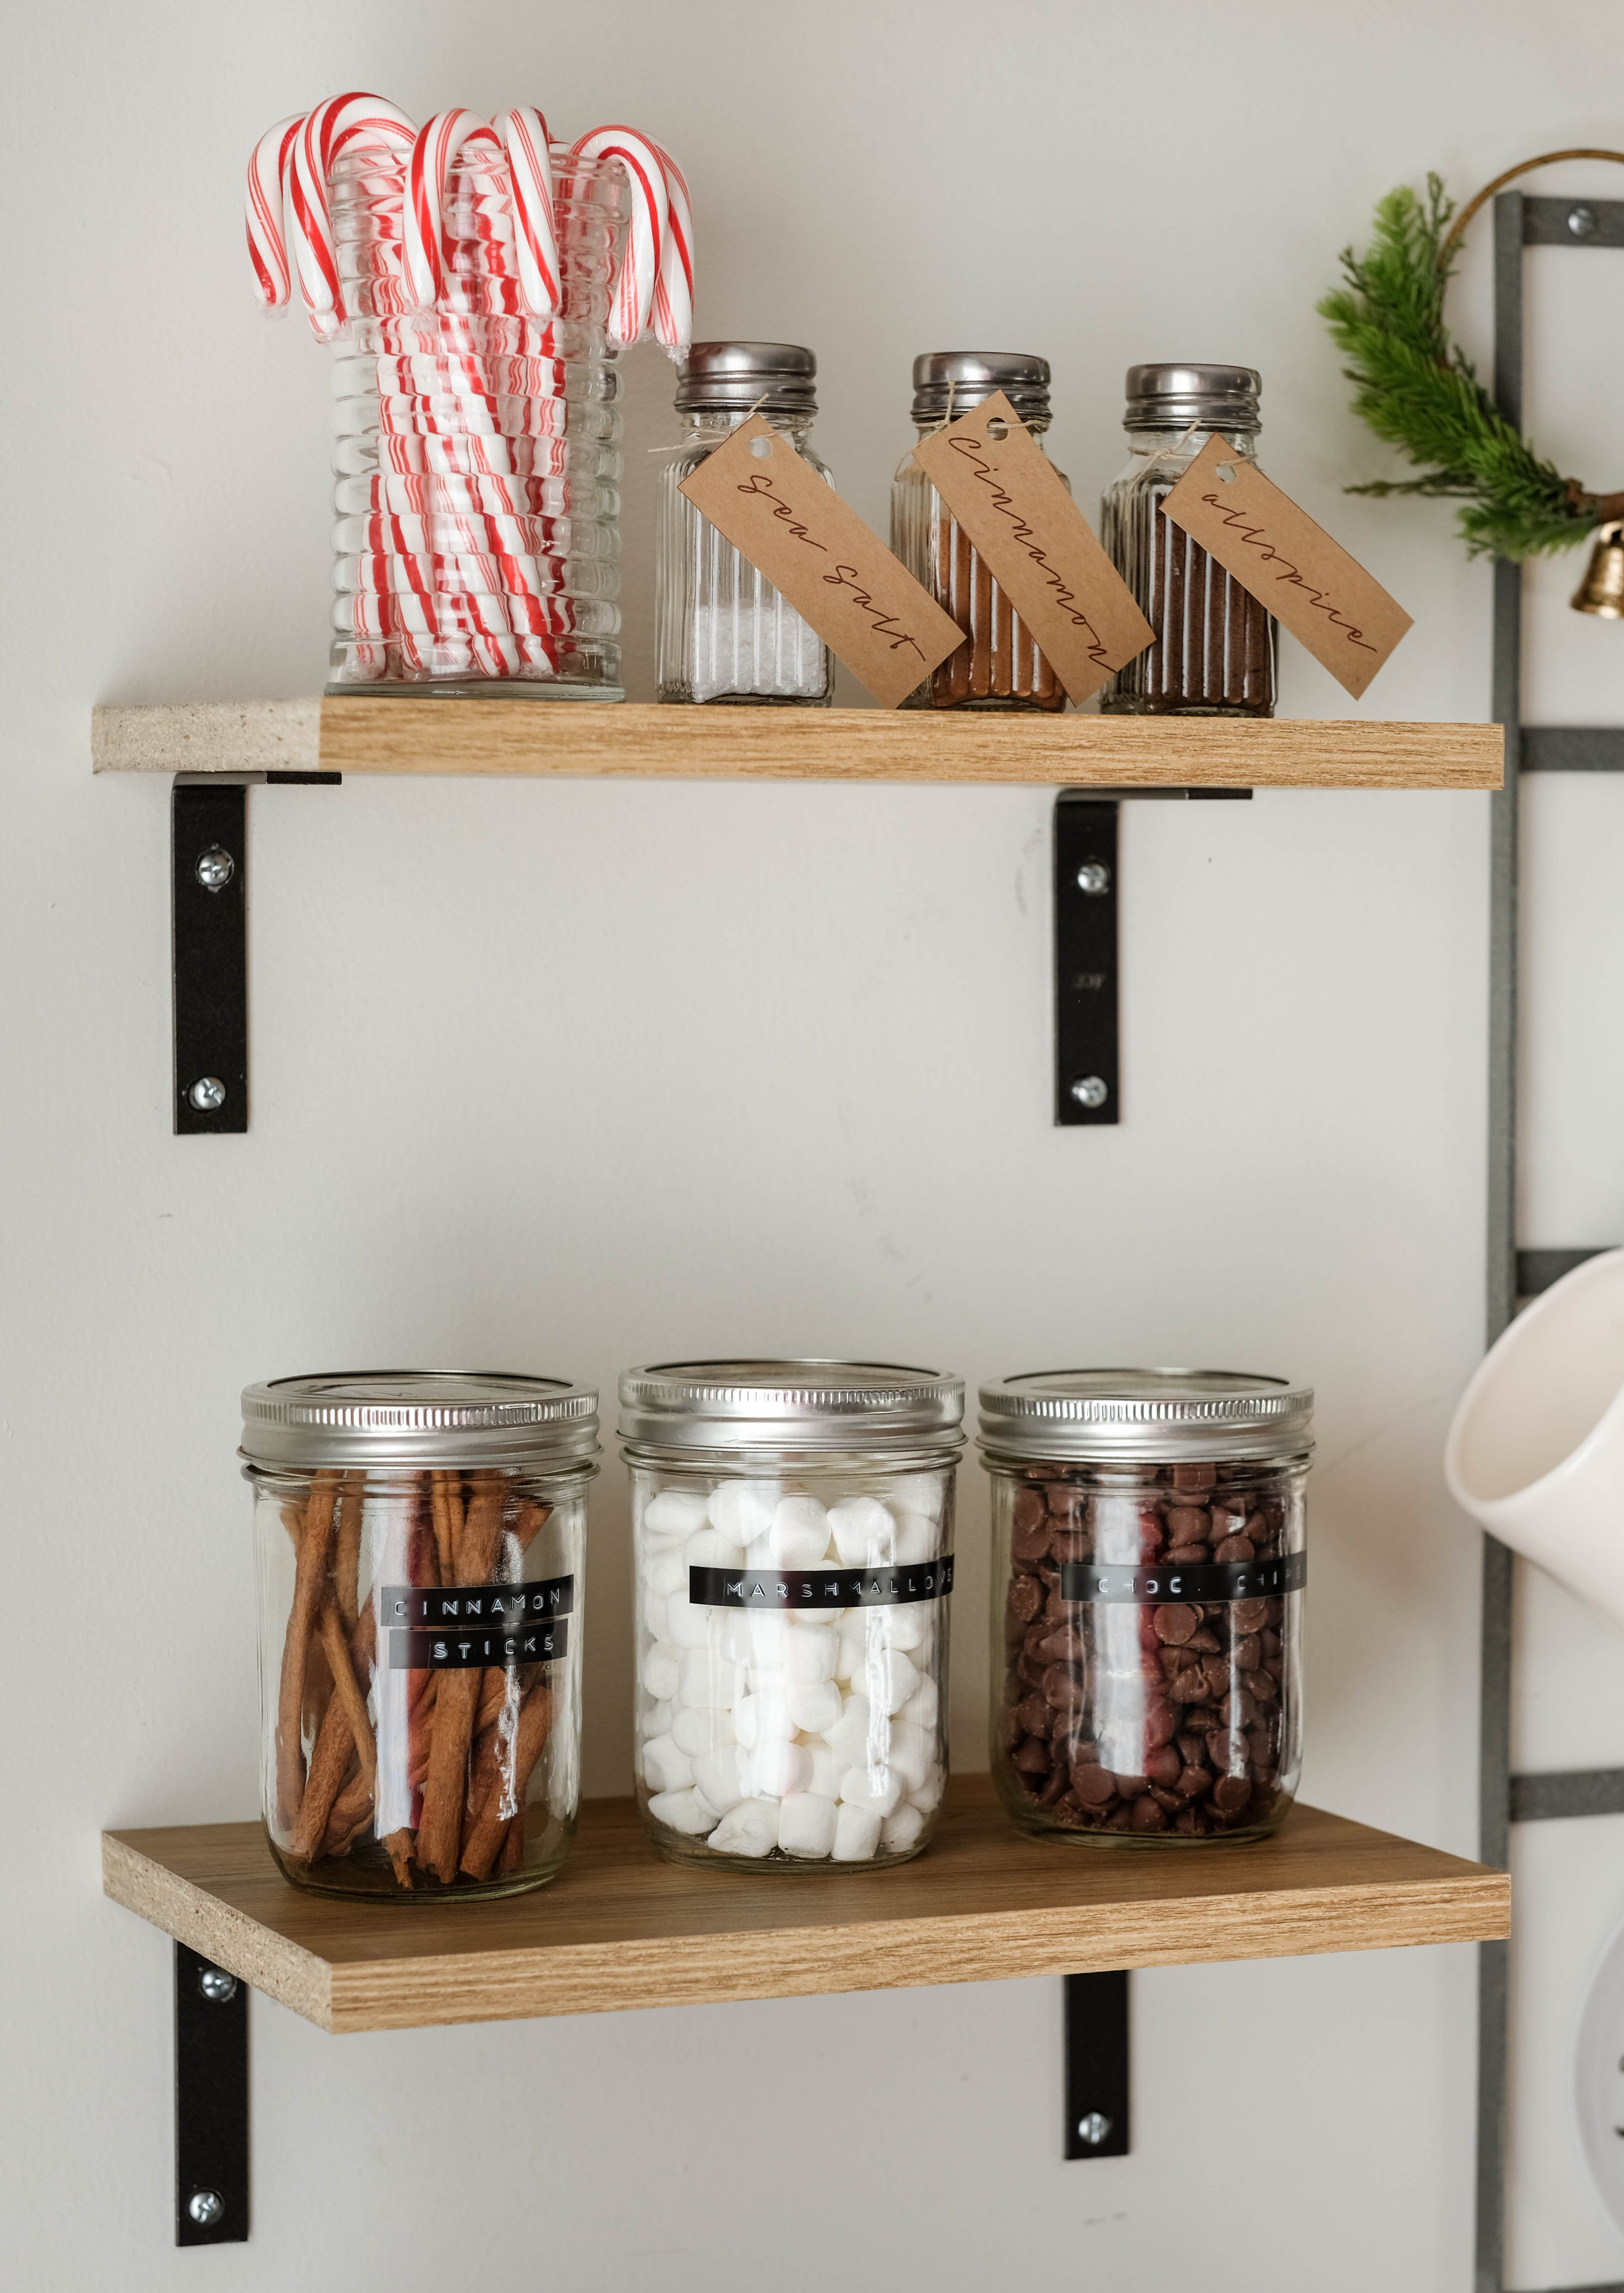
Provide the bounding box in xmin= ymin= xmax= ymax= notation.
xmin=4 ymin=3 xmax=1624 ymax=2285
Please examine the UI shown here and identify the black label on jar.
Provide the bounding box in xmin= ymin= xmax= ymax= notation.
xmin=379 ymin=1574 xmax=574 ymax=1627
xmin=1059 ymin=1551 xmax=1305 ymax=1604
xmin=689 ymin=1557 xmax=955 ymax=1610
xmin=388 ymin=1616 xmax=569 ymax=1670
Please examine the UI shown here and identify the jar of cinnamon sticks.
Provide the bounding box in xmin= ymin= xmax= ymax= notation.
xmin=243 ymin=1372 xmax=598 ymax=1900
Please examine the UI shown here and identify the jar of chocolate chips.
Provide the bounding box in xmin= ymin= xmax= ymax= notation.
xmin=979 ymin=1369 xmax=1308 ymax=1845
xmin=1099 ymin=365 xmax=1277 ymax=716
xmin=892 ymin=353 xmax=1067 ymax=712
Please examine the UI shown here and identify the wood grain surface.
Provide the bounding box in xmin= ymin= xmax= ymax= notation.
xmin=90 ymin=697 xmax=1502 ymax=788
xmin=102 ymin=1778 xmax=1508 ymax=2035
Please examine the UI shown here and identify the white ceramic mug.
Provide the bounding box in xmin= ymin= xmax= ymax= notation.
xmin=1446 ymin=1248 xmax=1624 ymax=1637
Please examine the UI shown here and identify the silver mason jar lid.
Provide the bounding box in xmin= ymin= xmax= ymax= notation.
xmin=978 ymin=1368 xmax=1312 ymax=1464
xmin=675 ymin=341 xmax=817 ymax=416
xmin=911 ymin=351 xmax=1051 ymax=426
xmin=240 ymin=1371 xmax=600 ymax=1471
xmin=1124 ymin=363 xmax=1261 ymax=435
xmin=618 ymin=1358 xmax=964 ymax=1454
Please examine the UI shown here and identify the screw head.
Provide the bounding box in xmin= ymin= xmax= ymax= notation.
xmin=1075 ymin=860 xmax=1112 ymax=896
xmin=1070 ymin=1075 xmax=1109 ymax=1110
xmin=187 ymin=1077 xmax=227 ymax=1112
xmin=198 ymin=1967 xmax=238 ymax=2004
xmin=195 ymin=845 xmax=235 ymax=892
xmin=1569 ymin=204 xmax=1600 ymax=239
xmin=1076 ymin=2111 xmax=1113 ymax=2145
xmin=187 ymin=2191 xmax=225 ymax=2228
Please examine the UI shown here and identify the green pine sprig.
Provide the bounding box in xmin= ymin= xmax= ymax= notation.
xmin=1318 ymin=175 xmax=1593 ymax=559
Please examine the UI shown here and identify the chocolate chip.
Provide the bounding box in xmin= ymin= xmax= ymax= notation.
xmin=1007 ymin=1575 xmax=1044 ymax=1625
xmin=1175 ymin=1764 xmax=1214 ymax=1799
xmin=1014 ymin=1693 xmax=1050 ymax=1737
xmin=1130 ymin=1795 xmax=1168 ymax=1832
xmin=1172 ymin=1463 xmax=1216 ymax=1494
xmin=1231 ymin=1598 xmax=1269 ymax=1634
xmin=1214 ymin=1535 xmax=1256 ymax=1563
xmin=1072 ymin=1762 xmax=1116 ymax=1806
xmin=1153 ymin=1602 xmax=1200 ymax=1646
xmin=1013 ymin=1518 xmax=1052 ymax=1563
xmin=1212 ymin=1773 xmax=1252 ymax=1816
xmin=1173 ymin=1803 xmax=1211 ymax=1834
xmin=1011 ymin=1737 xmax=1051 ymax=1774
xmin=1038 ymin=1763 xmax=1072 ymax=1804
xmin=1043 ymin=1665 xmax=1087 ymax=1712
xmin=1146 ymin=1743 xmax=1183 ymax=1789
xmin=1232 ymin=1632 xmax=1260 ymax=1672
xmin=1165 ymin=1544 xmax=1208 ymax=1565
xmin=1049 ymin=1526 xmax=1090 ymax=1565
xmin=1166 ymin=1508 xmax=1208 ymax=1544
xmin=1047 ymin=1483 xmax=1087 ymax=1522
xmin=1013 ymin=1486 xmax=1047 ymax=1534
xmin=1186 ymin=1626 xmax=1221 ymax=1654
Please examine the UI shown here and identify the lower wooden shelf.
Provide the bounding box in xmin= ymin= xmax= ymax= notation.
xmin=102 ymin=1776 xmax=1508 ymax=2035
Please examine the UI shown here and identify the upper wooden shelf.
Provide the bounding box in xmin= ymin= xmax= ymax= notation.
xmin=102 ymin=1776 xmax=1508 ymax=2035
xmin=90 ymin=699 xmax=1502 ymax=790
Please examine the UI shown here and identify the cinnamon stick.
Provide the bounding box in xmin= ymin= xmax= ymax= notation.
xmin=322 ymin=1766 xmax=374 ymax=1858
xmin=287 ymin=1595 xmax=377 ymax=1861
xmin=428 ymin=1470 xmax=458 ymax=1586
xmin=414 ymin=1475 xmax=508 ymax=1883
xmin=459 ymin=1682 xmax=554 ymax=1882
xmin=274 ymin=1470 xmax=339 ymax=1830
xmin=383 ymin=1828 xmax=415 ymax=1888
xmin=334 ymin=1471 xmax=365 ymax=1629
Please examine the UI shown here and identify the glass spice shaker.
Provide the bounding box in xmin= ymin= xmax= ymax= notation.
xmin=1099 ymin=364 xmax=1277 ymax=716
xmin=656 ymin=342 xmax=835 ymax=705
xmin=244 ymin=1372 xmax=598 ymax=1899
xmin=979 ymin=1369 xmax=1309 ymax=1845
xmin=891 ymin=352 xmax=1067 ymax=712
xmin=620 ymin=1359 xmax=964 ymax=1869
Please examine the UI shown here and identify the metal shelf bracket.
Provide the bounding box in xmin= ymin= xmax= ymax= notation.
xmin=174 ymin=1943 xmax=248 ymax=2246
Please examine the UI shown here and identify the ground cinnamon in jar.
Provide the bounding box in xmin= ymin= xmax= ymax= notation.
xmin=893 ymin=352 xmax=1067 ymax=712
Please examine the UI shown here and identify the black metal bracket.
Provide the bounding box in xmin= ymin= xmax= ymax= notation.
xmin=175 ymin=1944 xmax=249 ymax=2245
xmin=1064 ymin=1970 xmax=1130 ymax=2158
xmin=171 ymin=772 xmax=339 ymax=1136
xmin=1054 ymin=787 xmax=1253 ymax=1126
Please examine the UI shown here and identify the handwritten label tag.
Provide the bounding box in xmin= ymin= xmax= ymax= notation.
xmin=677 ymin=416 xmax=965 ymax=708
xmin=1159 ymin=437 xmax=1412 ymax=699
xmin=910 ymin=391 xmax=1154 ymax=703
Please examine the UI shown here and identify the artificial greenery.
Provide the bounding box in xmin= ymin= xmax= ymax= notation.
xmin=1318 ymin=175 xmax=1606 ymax=560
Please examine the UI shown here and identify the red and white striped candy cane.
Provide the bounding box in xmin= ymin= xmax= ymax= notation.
xmin=568 ymin=126 xmax=669 ymax=347
xmin=246 ymin=113 xmax=305 ymax=311
xmin=494 ymin=107 xmax=560 ymax=320
xmin=405 ymin=109 xmax=503 ymax=310
xmin=289 ymin=94 xmax=416 ymax=338
xmin=648 ymin=140 xmax=694 ymax=357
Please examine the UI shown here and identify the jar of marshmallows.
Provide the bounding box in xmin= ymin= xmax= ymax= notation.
xmin=621 ymin=1359 xmax=963 ymax=1868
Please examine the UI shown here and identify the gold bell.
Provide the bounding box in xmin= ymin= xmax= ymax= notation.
xmin=1571 ymin=520 xmax=1624 ymax=617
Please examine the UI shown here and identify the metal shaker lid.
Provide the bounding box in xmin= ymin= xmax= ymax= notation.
xmin=241 ymin=1371 xmax=600 ymax=1470
xmin=1123 ymin=364 xmax=1262 ymax=434
xmin=618 ymin=1358 xmax=964 ymax=1454
xmin=675 ymin=342 xmax=817 ymax=416
xmin=911 ymin=352 xmax=1051 ymax=425
xmin=978 ymin=1368 xmax=1312 ymax=1463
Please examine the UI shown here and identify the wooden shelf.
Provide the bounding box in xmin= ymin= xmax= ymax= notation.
xmin=102 ymin=1777 xmax=1508 ymax=2035
xmin=90 ymin=698 xmax=1502 ymax=789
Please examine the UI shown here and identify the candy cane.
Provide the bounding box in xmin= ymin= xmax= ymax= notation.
xmin=405 ymin=109 xmax=503 ymax=310
xmin=246 ymin=113 xmax=304 ymax=310
xmin=568 ymin=125 xmax=669 ymax=347
xmin=648 ymin=140 xmax=694 ymax=356
xmin=289 ymin=93 xmax=416 ymax=338
xmin=494 ymin=107 xmax=560 ymax=319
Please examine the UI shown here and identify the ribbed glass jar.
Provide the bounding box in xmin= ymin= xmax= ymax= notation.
xmin=621 ymin=1360 xmax=963 ymax=1870
xmin=980 ymin=1370 xmax=1308 ymax=1846
xmin=656 ymin=342 xmax=834 ymax=705
xmin=245 ymin=1372 xmax=598 ymax=1899
xmin=1100 ymin=364 xmax=1276 ymax=716
xmin=327 ymin=142 xmax=625 ymax=697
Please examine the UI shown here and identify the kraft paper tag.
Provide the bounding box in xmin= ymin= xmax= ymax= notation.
xmin=1159 ymin=437 xmax=1412 ymax=699
xmin=910 ymin=391 xmax=1154 ymax=703
xmin=677 ymin=416 xmax=965 ymax=708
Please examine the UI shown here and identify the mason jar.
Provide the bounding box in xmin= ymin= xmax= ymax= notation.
xmin=1099 ymin=364 xmax=1277 ymax=716
xmin=891 ymin=351 xmax=1066 ymax=711
xmin=620 ymin=1360 xmax=964 ymax=1868
xmin=656 ymin=342 xmax=835 ymax=704
xmin=243 ymin=1372 xmax=598 ymax=1898
xmin=979 ymin=1370 xmax=1309 ymax=1844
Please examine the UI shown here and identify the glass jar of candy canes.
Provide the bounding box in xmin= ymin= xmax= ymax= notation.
xmin=979 ymin=1370 xmax=1309 ymax=1845
xmin=621 ymin=1360 xmax=963 ymax=1868
xmin=327 ymin=140 xmax=626 ymax=697
xmin=243 ymin=1372 xmax=598 ymax=1899
xmin=656 ymin=343 xmax=835 ymax=704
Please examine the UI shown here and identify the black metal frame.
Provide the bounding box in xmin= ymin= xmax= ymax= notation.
xmin=1064 ymin=1971 xmax=1130 ymax=2157
xmin=174 ymin=1944 xmax=249 ymax=2246
xmin=1477 ymin=186 xmax=1624 ymax=2293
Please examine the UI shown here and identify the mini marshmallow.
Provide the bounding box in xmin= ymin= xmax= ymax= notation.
xmin=881 ymin=1803 xmax=926 ymax=1854
xmin=744 ymin=1535 xmax=774 ymax=1571
xmin=644 ymin=1548 xmax=686 ymax=1597
xmin=646 ymin=1786 xmax=717 ymax=1836
xmin=644 ymin=1490 xmax=712 ymax=1538
xmin=863 ymin=1645 xmax=921 ymax=1717
xmin=892 ymin=1512 xmax=938 ymax=1565
xmin=640 ymin=1698 xmax=674 ymax=1740
xmin=887 ymin=1718 xmax=932 ymax=1792
xmin=909 ymin=1763 xmax=945 ymax=1814
xmin=897 ymin=1675 xmax=939 ymax=1733
xmin=750 ymin=1737 xmax=813 ymax=1799
xmin=735 ymin=1685 xmax=796 ymax=1748
xmin=748 ymin=1613 xmax=790 ymax=1667
xmin=708 ymin=1480 xmax=779 ymax=1546
xmin=787 ymin=1678 xmax=842 ymax=1736
xmin=833 ymin=1802 xmax=883 ymax=1861
xmin=805 ymin=1742 xmax=844 ymax=1798
xmin=694 ymin=1746 xmax=750 ymax=1816
xmin=641 ymin=1733 xmax=694 ymax=1794
xmin=641 ymin=1642 xmax=680 ymax=1702
xmin=784 ymin=1622 xmax=838 ymax=1684
xmin=641 ymin=1593 xmax=668 ymax=1644
xmin=835 ymin=1620 xmax=871 ymax=1683
xmin=885 ymin=1474 xmax=943 ymax=1523
xmin=664 ymin=1589 xmax=717 ymax=1650
xmin=826 ymin=1693 xmax=886 ymax=1769
xmin=838 ymin=1764 xmax=904 ymax=1817
xmin=706 ymin=1797 xmax=778 ymax=1857
xmin=879 ymin=1602 xmax=928 ymax=1654
xmin=677 ymin=1648 xmax=737 ymax=1708
xmin=717 ymin=1613 xmax=753 ymax=1663
xmin=778 ymin=1791 xmax=839 ymax=1859
xmin=769 ymin=1495 xmax=832 ymax=1569
xmin=673 ymin=1704 xmax=735 ymax=1756
xmin=828 ymin=1495 xmax=894 ymax=1566
xmin=684 ymin=1527 xmax=745 ymax=1571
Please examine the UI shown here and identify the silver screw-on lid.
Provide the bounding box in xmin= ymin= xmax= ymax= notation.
xmin=241 ymin=1371 xmax=600 ymax=1470
xmin=675 ymin=342 xmax=817 ymax=416
xmin=978 ymin=1368 xmax=1312 ymax=1464
xmin=911 ymin=351 xmax=1051 ymax=426
xmin=618 ymin=1358 xmax=964 ymax=1454
xmin=1123 ymin=363 xmax=1261 ymax=435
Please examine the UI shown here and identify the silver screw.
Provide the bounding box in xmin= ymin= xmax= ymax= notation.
xmin=198 ymin=1967 xmax=238 ymax=2004
xmin=1077 ymin=2111 xmax=1113 ymax=2145
xmin=187 ymin=1077 xmax=226 ymax=1112
xmin=187 ymin=2192 xmax=225 ymax=2228
xmin=1070 ymin=1076 xmax=1109 ymax=1110
xmin=1075 ymin=860 xmax=1112 ymax=895
xmin=1569 ymin=205 xmax=1599 ymax=239
xmin=195 ymin=845 xmax=235 ymax=892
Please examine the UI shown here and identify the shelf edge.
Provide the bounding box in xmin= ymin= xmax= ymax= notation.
xmin=102 ymin=1832 xmax=332 ymax=2026
xmin=91 ymin=699 xmax=322 ymax=776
